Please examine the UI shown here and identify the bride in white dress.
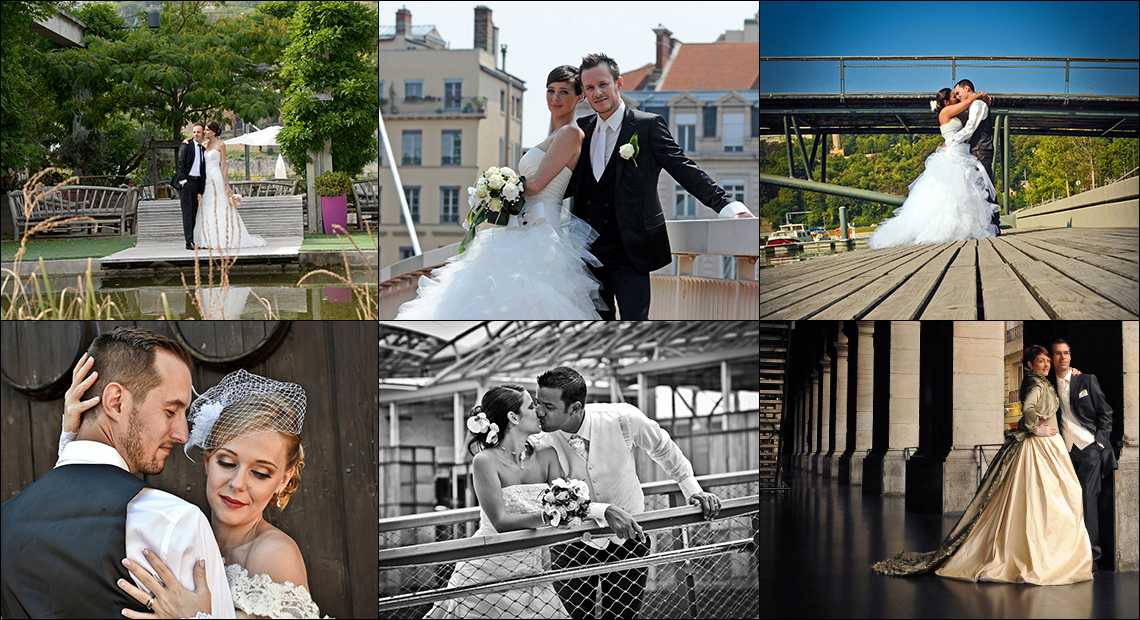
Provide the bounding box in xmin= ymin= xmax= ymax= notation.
xmin=395 ymin=66 xmax=605 ymax=319
xmin=868 ymin=88 xmax=999 ymax=249
xmin=63 ymin=359 xmax=326 ymax=618
xmin=426 ymin=385 xmax=571 ymax=619
xmin=193 ymin=120 xmax=266 ymax=250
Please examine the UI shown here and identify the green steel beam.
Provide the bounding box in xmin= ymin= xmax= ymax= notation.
xmin=759 ymin=173 xmax=906 ymax=206
xmin=792 ymin=117 xmax=812 ymax=182
xmin=784 ymin=116 xmax=794 ymax=178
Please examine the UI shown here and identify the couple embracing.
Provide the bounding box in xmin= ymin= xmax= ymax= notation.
xmin=873 ymin=339 xmax=1115 ymax=584
xmin=427 ymin=367 xmax=722 ymax=619
xmin=396 ymin=53 xmax=753 ymax=321
xmin=0 ymin=327 xmax=325 ymax=618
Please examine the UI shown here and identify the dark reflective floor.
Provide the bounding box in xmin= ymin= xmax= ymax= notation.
xmin=761 ymin=469 xmax=1139 ymax=619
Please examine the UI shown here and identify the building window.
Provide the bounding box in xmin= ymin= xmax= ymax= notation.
xmin=401 ymin=186 xmax=420 ymax=223
xmin=441 ymin=130 xmax=461 ymax=166
xmin=399 ymin=246 xmax=415 ymax=261
xmin=721 ymin=255 xmax=738 ymax=280
xmin=500 ymin=89 xmax=506 ymax=112
xmin=724 ymin=113 xmax=745 ymax=152
xmin=703 ymin=106 xmax=717 ymax=138
xmin=499 ymin=137 xmax=504 ymax=167
xmin=444 ymin=80 xmax=463 ymax=110
xmin=401 ymin=131 xmax=421 ymax=165
xmin=404 ymin=80 xmax=423 ymax=100
xmin=440 ymin=186 xmax=460 ymax=223
xmin=674 ymin=182 xmax=697 ymax=219
xmin=722 ymin=179 xmax=746 ymax=203
xmin=512 ymin=95 xmax=522 ymax=119
xmin=752 ymin=104 xmax=760 ymax=138
xmin=379 ymin=80 xmax=385 ymax=101
xmin=676 ymin=113 xmax=697 ymax=151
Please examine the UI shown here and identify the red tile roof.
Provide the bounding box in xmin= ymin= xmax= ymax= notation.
xmin=657 ymin=42 xmax=759 ymax=91
xmin=621 ymin=63 xmax=656 ymax=91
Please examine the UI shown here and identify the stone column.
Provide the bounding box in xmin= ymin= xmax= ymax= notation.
xmin=885 ymin=322 xmax=920 ymax=494
xmin=1118 ymin=321 xmax=1138 ymax=571
xmin=829 ymin=329 xmax=849 ymax=480
xmin=943 ymin=321 xmax=1006 ymax=513
xmin=792 ymin=387 xmax=804 ymax=469
xmin=809 ymin=368 xmax=822 ymax=473
xmin=816 ymin=351 xmax=832 ymax=475
xmin=848 ymin=321 xmax=874 ymax=485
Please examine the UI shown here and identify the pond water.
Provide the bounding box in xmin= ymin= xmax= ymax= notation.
xmin=3 ymin=268 xmax=377 ymax=319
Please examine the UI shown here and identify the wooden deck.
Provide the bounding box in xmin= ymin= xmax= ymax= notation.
xmin=101 ymin=196 xmax=304 ymax=269
xmin=758 ymin=227 xmax=1139 ymax=319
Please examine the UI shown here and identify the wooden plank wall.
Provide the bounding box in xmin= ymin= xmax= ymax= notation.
xmin=0 ymin=320 xmax=378 ymax=619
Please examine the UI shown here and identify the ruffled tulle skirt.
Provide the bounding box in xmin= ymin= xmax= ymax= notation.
xmin=395 ymin=202 xmax=606 ymax=319
xmin=869 ymin=143 xmax=998 ymax=249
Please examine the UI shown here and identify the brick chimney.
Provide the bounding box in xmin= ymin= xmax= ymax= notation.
xmin=653 ymin=25 xmax=673 ymax=70
xmin=395 ymin=6 xmax=411 ymax=36
xmin=474 ymin=6 xmax=493 ymax=53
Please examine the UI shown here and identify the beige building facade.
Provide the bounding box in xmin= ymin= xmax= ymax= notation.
xmin=378 ymin=6 xmax=524 ymax=268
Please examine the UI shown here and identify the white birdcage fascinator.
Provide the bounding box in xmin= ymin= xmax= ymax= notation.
xmin=185 ymin=369 xmax=306 ymax=460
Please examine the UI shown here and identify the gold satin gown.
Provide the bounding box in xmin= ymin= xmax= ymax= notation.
xmin=935 ymin=381 xmax=1093 ymax=585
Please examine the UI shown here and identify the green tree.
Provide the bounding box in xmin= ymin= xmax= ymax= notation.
xmin=276 ymin=1 xmax=379 ymax=179
xmin=1 ymin=1 xmax=61 ymax=183
xmin=47 ymin=1 xmax=289 ymax=140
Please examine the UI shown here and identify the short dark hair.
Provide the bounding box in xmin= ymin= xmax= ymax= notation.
xmin=537 ymin=366 xmax=587 ymax=411
xmin=1050 ymin=339 xmax=1071 ymax=354
xmin=955 ymin=79 xmax=974 ymax=92
xmin=1023 ymin=344 xmax=1049 ymax=367
xmin=547 ymin=64 xmax=582 ymax=96
xmin=192 ymin=122 xmax=205 ymax=130
xmin=580 ymin=53 xmax=620 ymax=82
xmin=83 ymin=326 xmax=193 ymax=413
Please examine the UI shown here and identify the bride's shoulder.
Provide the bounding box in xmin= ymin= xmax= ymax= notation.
xmin=244 ymin=525 xmax=308 ymax=589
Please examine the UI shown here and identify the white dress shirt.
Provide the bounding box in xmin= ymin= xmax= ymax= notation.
xmin=1056 ymin=369 xmax=1095 ymax=452
xmin=533 ymin=402 xmax=704 ymax=549
xmin=947 ymin=99 xmax=989 ymax=147
xmin=55 ymin=441 xmax=236 ymax=618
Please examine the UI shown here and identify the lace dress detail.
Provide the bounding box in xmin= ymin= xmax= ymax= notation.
xmin=226 ymin=563 xmax=329 ymax=619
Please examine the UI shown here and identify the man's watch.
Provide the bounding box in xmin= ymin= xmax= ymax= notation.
xmin=1097 ymin=442 xmax=1104 ymax=449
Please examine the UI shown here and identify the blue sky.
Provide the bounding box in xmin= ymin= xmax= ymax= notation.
xmin=760 ymin=1 xmax=1140 ymax=95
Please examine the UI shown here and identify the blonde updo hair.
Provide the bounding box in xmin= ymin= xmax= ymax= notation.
xmin=204 ymin=392 xmax=306 ymax=510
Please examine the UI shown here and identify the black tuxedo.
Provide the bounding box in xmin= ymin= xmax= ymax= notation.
xmin=568 ymin=105 xmax=732 ymax=319
xmin=1 ymin=464 xmax=152 ymax=618
xmin=174 ymin=140 xmax=206 ymax=246
xmin=1049 ymin=371 xmax=1115 ymax=562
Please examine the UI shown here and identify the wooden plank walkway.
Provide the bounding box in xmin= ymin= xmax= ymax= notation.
xmin=102 ymin=196 xmax=304 ymax=268
xmin=758 ymin=227 xmax=1139 ymax=319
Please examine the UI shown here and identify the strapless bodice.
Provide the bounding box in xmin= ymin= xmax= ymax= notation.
xmin=477 ymin=483 xmax=547 ymax=536
xmin=517 ymin=148 xmax=572 ymax=211
xmin=939 ymin=117 xmax=963 ymax=142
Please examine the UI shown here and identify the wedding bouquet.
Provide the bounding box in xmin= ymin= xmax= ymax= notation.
xmin=459 ymin=166 xmax=526 ymax=254
xmin=228 ymin=194 xmax=242 ymax=209
xmin=539 ymin=478 xmax=590 ymax=527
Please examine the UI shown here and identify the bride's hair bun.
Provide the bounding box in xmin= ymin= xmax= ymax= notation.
xmin=465 ymin=384 xmax=528 ymax=456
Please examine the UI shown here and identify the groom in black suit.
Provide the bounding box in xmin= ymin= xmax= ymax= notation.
xmin=568 ymin=53 xmax=753 ymax=320
xmin=173 ymin=123 xmax=206 ymax=250
xmin=1049 ymin=339 xmax=1115 ymax=575
xmin=953 ymin=79 xmax=1001 ymax=234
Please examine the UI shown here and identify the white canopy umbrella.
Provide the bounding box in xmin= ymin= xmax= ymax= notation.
xmin=274 ymin=155 xmax=288 ymax=179
xmin=223 ymin=125 xmax=282 ymax=147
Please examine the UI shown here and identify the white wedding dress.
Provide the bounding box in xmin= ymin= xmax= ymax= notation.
xmin=194 ymin=149 xmax=266 ymax=250
xmin=426 ymin=483 xmax=570 ymax=619
xmin=56 ymin=430 xmax=326 ymax=618
xmin=395 ymin=147 xmax=606 ymax=319
xmin=868 ymin=117 xmax=999 ymax=249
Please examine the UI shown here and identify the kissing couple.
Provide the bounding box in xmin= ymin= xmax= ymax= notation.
xmin=0 ymin=326 xmax=326 ymax=618
xmin=396 ymin=52 xmax=754 ymax=321
xmin=426 ymin=366 xmax=722 ymax=619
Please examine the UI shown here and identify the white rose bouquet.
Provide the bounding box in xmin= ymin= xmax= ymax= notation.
xmin=459 ymin=166 xmax=526 ymax=254
xmin=539 ymin=478 xmax=591 ymax=527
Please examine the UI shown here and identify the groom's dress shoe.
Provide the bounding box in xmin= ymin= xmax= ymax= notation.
xmin=186 ymin=242 xmax=196 ymax=250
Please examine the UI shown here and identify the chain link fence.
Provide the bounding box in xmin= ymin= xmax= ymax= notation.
xmin=381 ymin=479 xmax=759 ymax=618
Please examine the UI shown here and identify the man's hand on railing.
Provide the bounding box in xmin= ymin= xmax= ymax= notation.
xmin=689 ymin=491 xmax=722 ymax=520
xmin=604 ymin=505 xmax=647 ymax=543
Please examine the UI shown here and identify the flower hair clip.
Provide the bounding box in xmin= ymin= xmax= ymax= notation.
xmin=929 ymin=100 xmax=938 ymax=112
xmin=466 ymin=410 xmax=500 ymax=445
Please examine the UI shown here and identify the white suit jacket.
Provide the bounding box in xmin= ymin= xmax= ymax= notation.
xmin=531 ymin=403 xmax=704 ymax=547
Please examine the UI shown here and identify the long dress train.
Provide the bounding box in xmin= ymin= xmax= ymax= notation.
xmin=871 ymin=371 xmax=1093 ymax=585
xmin=194 ymin=149 xmax=266 ymax=250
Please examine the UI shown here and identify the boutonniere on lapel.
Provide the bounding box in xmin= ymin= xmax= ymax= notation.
xmin=619 ymin=134 xmax=640 ymax=167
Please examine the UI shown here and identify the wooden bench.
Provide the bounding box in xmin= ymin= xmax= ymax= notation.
xmin=135 ymin=195 xmax=304 ymax=246
xmin=352 ymin=178 xmax=378 ymax=230
xmin=7 ymin=185 xmax=138 ymax=237
xmin=230 ymin=180 xmax=300 ymax=197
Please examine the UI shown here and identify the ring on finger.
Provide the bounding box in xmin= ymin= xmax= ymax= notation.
xmin=146 ymin=597 xmax=155 ymax=610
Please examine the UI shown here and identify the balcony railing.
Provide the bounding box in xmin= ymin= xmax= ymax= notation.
xmin=379 ymin=470 xmax=759 ymax=619
xmin=378 ymin=218 xmax=760 ymax=319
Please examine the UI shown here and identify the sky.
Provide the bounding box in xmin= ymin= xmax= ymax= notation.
xmin=759 ymin=1 xmax=1140 ymax=96
xmin=380 ymin=1 xmax=758 ymax=147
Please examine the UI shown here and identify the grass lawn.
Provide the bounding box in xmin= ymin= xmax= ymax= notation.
xmin=299 ymin=232 xmax=377 ymax=252
xmin=1 ymin=237 xmax=136 ymax=262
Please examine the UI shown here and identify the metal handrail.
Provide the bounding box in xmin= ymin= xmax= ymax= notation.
xmin=975 ymin=443 xmax=1007 ymax=487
